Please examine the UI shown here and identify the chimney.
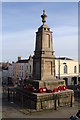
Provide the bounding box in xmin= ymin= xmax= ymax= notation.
xmin=18 ymin=56 xmax=21 ymax=61
xmin=29 ymin=54 xmax=32 ymax=60
xmin=12 ymin=61 xmax=14 ymax=64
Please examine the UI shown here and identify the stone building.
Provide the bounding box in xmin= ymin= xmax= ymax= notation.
xmin=12 ymin=55 xmax=33 ymax=83
xmin=8 ymin=63 xmax=13 ymax=78
xmin=11 ymin=56 xmax=80 ymax=86
xmin=55 ymin=57 xmax=79 ymax=86
xmin=2 ymin=62 xmax=9 ymax=85
xmin=8 ymin=63 xmax=13 ymax=85
xmin=2 ymin=69 xmax=8 ymax=85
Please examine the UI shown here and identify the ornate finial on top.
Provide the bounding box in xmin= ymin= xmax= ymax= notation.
xmin=41 ymin=10 xmax=47 ymax=24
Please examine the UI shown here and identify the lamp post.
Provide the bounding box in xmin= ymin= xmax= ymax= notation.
xmin=58 ymin=57 xmax=66 ymax=80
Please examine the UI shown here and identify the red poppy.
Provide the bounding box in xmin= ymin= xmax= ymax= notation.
xmin=58 ymin=86 xmax=63 ymax=91
xmin=53 ymin=88 xmax=58 ymax=93
xmin=63 ymin=85 xmax=67 ymax=90
xmin=40 ymin=88 xmax=43 ymax=93
xmin=43 ymin=88 xmax=47 ymax=92
xmin=57 ymin=89 xmax=61 ymax=92
xmin=44 ymin=86 xmax=48 ymax=91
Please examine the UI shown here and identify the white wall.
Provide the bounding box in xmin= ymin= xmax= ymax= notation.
xmin=55 ymin=59 xmax=79 ymax=85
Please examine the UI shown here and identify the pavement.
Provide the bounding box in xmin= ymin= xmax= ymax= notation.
xmin=1 ymin=86 xmax=80 ymax=119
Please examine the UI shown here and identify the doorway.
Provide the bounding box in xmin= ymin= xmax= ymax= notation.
xmin=63 ymin=78 xmax=68 ymax=86
xmin=72 ymin=77 xmax=77 ymax=85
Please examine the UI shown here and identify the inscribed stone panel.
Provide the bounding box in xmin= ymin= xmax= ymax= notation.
xmin=45 ymin=61 xmax=52 ymax=75
xmin=36 ymin=62 xmax=40 ymax=75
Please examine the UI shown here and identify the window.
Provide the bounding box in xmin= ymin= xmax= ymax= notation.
xmin=22 ymin=66 xmax=23 ymax=70
xmin=22 ymin=72 xmax=23 ymax=77
xmin=20 ymin=66 xmax=21 ymax=70
xmin=30 ymin=65 xmax=31 ymax=73
xmin=44 ymin=28 xmax=46 ymax=30
xmin=47 ymin=28 xmax=50 ymax=31
xmin=64 ymin=65 xmax=67 ymax=74
xmin=27 ymin=66 xmax=28 ymax=70
xmin=19 ymin=72 xmax=21 ymax=76
xmin=74 ymin=66 xmax=77 ymax=73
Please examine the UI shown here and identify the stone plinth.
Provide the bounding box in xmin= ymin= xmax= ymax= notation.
xmin=36 ymin=90 xmax=74 ymax=110
xmin=14 ymin=87 xmax=74 ymax=110
xmin=25 ymin=79 xmax=65 ymax=90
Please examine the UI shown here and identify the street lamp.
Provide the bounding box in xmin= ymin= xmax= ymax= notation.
xmin=58 ymin=57 xmax=66 ymax=79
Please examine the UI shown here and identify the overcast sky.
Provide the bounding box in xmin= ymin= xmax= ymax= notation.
xmin=2 ymin=2 xmax=78 ymax=62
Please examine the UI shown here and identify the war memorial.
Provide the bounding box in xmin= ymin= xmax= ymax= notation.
xmin=9 ymin=10 xmax=74 ymax=111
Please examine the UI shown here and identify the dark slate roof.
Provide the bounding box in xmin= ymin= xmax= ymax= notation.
xmin=56 ymin=57 xmax=73 ymax=60
xmin=16 ymin=59 xmax=29 ymax=63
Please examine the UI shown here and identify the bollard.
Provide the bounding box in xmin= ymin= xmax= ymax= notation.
xmin=58 ymin=97 xmax=60 ymax=106
xmin=70 ymin=94 xmax=72 ymax=107
xmin=10 ymin=91 xmax=14 ymax=103
xmin=22 ymin=95 xmax=23 ymax=108
xmin=54 ymin=99 xmax=57 ymax=110
xmin=40 ymin=99 xmax=43 ymax=109
xmin=8 ymin=87 xmax=10 ymax=101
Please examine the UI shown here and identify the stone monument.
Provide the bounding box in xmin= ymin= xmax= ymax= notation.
xmin=14 ymin=10 xmax=74 ymax=110
xmin=33 ymin=10 xmax=55 ymax=81
xmin=28 ymin=10 xmax=65 ymax=90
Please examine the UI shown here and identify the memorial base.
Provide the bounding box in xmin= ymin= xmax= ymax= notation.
xmin=25 ymin=79 xmax=65 ymax=90
xmin=14 ymin=87 xmax=74 ymax=111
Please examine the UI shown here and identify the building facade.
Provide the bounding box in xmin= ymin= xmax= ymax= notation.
xmin=2 ymin=70 xmax=8 ymax=85
xmin=8 ymin=63 xmax=13 ymax=78
xmin=11 ymin=56 xmax=79 ymax=86
xmin=55 ymin=57 xmax=79 ymax=86
xmin=12 ymin=55 xmax=33 ymax=83
xmin=2 ymin=62 xmax=9 ymax=85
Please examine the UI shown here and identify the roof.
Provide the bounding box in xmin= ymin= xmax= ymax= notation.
xmin=16 ymin=55 xmax=33 ymax=63
xmin=16 ymin=59 xmax=29 ymax=63
xmin=56 ymin=57 xmax=73 ymax=60
xmin=9 ymin=63 xmax=12 ymax=65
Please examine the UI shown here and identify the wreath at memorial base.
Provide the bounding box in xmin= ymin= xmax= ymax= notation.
xmin=18 ymin=83 xmax=67 ymax=93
